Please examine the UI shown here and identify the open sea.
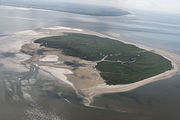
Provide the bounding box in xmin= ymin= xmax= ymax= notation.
xmin=0 ymin=5 xmax=180 ymax=120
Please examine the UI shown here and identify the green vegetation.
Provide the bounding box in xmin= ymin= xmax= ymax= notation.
xmin=35 ymin=33 xmax=172 ymax=85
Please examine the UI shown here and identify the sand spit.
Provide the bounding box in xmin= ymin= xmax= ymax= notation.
xmin=19 ymin=26 xmax=180 ymax=104
xmin=0 ymin=5 xmax=54 ymax=12
xmin=44 ymin=26 xmax=83 ymax=32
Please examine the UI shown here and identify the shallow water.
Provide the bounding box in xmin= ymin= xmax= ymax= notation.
xmin=0 ymin=5 xmax=180 ymax=120
xmin=92 ymin=75 xmax=180 ymax=120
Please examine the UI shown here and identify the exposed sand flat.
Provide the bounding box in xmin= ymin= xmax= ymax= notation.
xmin=39 ymin=66 xmax=74 ymax=87
xmin=67 ymin=63 xmax=105 ymax=90
xmin=19 ymin=26 xmax=180 ymax=104
xmin=44 ymin=26 xmax=83 ymax=32
xmin=0 ymin=5 xmax=54 ymax=12
xmin=0 ymin=5 xmax=33 ymax=10
xmin=39 ymin=55 xmax=59 ymax=62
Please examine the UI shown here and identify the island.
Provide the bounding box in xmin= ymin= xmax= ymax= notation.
xmin=34 ymin=33 xmax=172 ymax=85
xmin=2 ymin=1 xmax=129 ymax=16
xmin=21 ymin=28 xmax=177 ymax=104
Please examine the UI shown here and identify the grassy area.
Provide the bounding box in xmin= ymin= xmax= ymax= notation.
xmin=35 ymin=33 xmax=172 ymax=85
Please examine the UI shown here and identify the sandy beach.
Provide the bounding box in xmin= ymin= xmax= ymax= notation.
xmin=20 ymin=26 xmax=180 ymax=104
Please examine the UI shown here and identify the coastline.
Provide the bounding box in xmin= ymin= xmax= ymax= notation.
xmin=19 ymin=26 xmax=180 ymax=104
xmin=79 ymin=32 xmax=179 ymax=103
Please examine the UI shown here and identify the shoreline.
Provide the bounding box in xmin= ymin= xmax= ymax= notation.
xmin=18 ymin=26 xmax=180 ymax=104
xmin=78 ymin=32 xmax=179 ymax=103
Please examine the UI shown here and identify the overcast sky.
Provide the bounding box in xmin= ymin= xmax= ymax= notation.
xmin=63 ymin=0 xmax=180 ymax=14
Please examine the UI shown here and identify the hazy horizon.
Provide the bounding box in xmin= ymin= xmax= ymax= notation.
xmin=1 ymin=0 xmax=180 ymax=14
